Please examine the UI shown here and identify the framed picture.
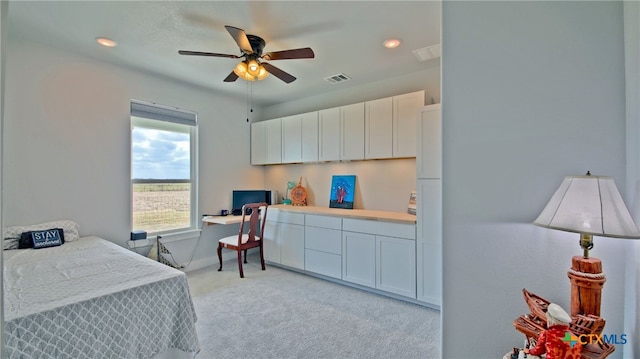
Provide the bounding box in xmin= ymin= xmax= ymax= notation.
xmin=329 ymin=175 xmax=356 ymax=209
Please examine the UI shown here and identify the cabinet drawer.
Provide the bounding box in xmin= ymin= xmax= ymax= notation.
xmin=305 ymin=214 xmax=342 ymax=230
xmin=265 ymin=210 xmax=305 ymax=225
xmin=342 ymin=218 xmax=415 ymax=240
xmin=305 ymin=226 xmax=342 ymax=254
xmin=305 ymin=249 xmax=341 ymax=279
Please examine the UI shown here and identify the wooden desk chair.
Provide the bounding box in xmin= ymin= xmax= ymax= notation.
xmin=217 ymin=202 xmax=268 ymax=278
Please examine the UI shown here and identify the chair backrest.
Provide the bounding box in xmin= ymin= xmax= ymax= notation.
xmin=238 ymin=202 xmax=268 ymax=244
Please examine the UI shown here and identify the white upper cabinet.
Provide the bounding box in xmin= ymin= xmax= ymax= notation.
xmin=252 ymin=91 xmax=426 ymax=165
xmin=264 ymin=118 xmax=282 ymax=164
xmin=319 ymin=104 xmax=364 ymax=162
xmin=365 ymin=91 xmax=425 ymax=160
xmin=250 ymin=121 xmax=267 ymax=165
xmin=282 ymin=111 xmax=319 ymax=163
xmin=318 ymin=107 xmax=341 ymax=161
xmin=393 ymin=91 xmax=425 ymax=158
xmin=252 ymin=118 xmax=282 ymax=165
xmin=365 ymin=97 xmax=393 ymax=159
xmin=340 ymin=102 xmax=365 ymax=161
xmin=282 ymin=114 xmax=302 ymax=163
xmin=417 ymin=104 xmax=442 ymax=179
xmin=300 ymin=111 xmax=319 ymax=162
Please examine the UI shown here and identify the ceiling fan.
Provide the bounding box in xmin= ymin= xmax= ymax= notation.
xmin=179 ymin=25 xmax=315 ymax=84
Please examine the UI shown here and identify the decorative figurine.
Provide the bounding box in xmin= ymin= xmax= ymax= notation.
xmin=523 ymin=303 xmax=582 ymax=359
xmin=290 ymin=177 xmax=307 ymax=206
xmin=282 ymin=181 xmax=295 ymax=205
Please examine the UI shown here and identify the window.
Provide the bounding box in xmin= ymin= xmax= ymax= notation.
xmin=130 ymin=100 xmax=198 ymax=234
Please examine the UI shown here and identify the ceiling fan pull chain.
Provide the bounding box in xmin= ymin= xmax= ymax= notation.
xmin=246 ymin=81 xmax=250 ymax=122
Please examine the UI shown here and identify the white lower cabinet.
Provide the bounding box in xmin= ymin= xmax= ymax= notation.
xmin=265 ymin=210 xmax=419 ymax=302
xmin=342 ymin=231 xmax=376 ymax=287
xmin=304 ymin=215 xmax=343 ymax=279
xmin=264 ymin=210 xmax=305 ymax=270
xmin=342 ymin=218 xmax=416 ymax=298
xmin=377 ymin=235 xmax=416 ymax=298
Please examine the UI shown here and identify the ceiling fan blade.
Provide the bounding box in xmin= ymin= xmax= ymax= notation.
xmin=262 ymin=47 xmax=315 ymax=61
xmin=178 ymin=50 xmax=240 ymax=59
xmin=261 ymin=62 xmax=296 ymax=83
xmin=223 ymin=71 xmax=239 ymax=82
xmin=225 ymin=25 xmax=253 ymax=55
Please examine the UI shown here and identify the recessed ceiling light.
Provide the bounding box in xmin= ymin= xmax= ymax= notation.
xmin=96 ymin=37 xmax=117 ymax=47
xmin=383 ymin=39 xmax=401 ymax=49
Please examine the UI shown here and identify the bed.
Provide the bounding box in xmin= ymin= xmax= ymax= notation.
xmin=3 ymin=234 xmax=200 ymax=359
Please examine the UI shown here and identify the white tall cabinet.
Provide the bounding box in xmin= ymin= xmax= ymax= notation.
xmin=416 ymin=104 xmax=442 ymax=307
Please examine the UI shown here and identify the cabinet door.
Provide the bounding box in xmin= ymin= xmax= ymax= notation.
xmin=417 ymin=104 xmax=441 ymax=179
xmin=263 ymin=220 xmax=281 ymax=263
xmin=318 ymin=107 xmax=341 ymax=161
xmin=281 ymin=115 xmax=302 ymax=163
xmin=393 ymin=91 xmax=424 ymax=158
xmin=377 ymin=235 xmax=416 ymax=298
xmin=342 ymin=231 xmax=376 ymax=288
xmin=365 ymin=97 xmax=393 ymax=159
xmin=416 ymin=178 xmax=442 ymax=306
xmin=305 ymin=226 xmax=342 ymax=279
xmin=250 ymin=121 xmax=266 ymax=165
xmin=280 ymin=223 xmax=305 ymax=270
xmin=265 ymin=118 xmax=282 ymax=164
xmin=300 ymin=111 xmax=319 ymax=162
xmin=340 ymin=102 xmax=365 ymax=160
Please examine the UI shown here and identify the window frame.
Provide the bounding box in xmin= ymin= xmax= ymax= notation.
xmin=130 ymin=100 xmax=199 ymax=235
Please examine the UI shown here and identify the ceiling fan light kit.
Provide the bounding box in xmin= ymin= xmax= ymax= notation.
xmin=233 ymin=61 xmax=269 ymax=81
xmin=179 ymin=25 xmax=314 ymax=84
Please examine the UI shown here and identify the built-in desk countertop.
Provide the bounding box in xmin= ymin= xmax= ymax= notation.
xmin=268 ymin=205 xmax=416 ymax=224
xmin=202 ymin=205 xmax=416 ymax=225
xmin=202 ymin=215 xmax=244 ymax=225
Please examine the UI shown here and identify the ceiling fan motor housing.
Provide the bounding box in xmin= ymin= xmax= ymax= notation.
xmin=246 ymin=35 xmax=266 ymax=57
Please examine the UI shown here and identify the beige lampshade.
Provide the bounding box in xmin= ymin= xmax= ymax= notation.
xmin=533 ymin=175 xmax=640 ymax=238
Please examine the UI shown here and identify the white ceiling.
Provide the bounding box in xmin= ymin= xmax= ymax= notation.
xmin=6 ymin=1 xmax=441 ymax=106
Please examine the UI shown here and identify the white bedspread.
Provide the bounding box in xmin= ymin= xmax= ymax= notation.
xmin=4 ymin=236 xmax=200 ymax=359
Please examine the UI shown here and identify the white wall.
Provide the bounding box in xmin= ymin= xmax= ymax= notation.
xmin=3 ymin=35 xmax=264 ymax=265
xmin=264 ymin=159 xmax=416 ymax=213
xmin=0 ymin=1 xmax=7 ymax=355
xmin=624 ymin=2 xmax=640 ymax=358
xmin=442 ymin=2 xmax=628 ymax=358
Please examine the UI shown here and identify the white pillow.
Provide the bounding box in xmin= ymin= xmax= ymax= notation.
xmin=3 ymin=220 xmax=80 ymax=250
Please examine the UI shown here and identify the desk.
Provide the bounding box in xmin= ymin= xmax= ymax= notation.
xmin=202 ymin=215 xmax=244 ymax=225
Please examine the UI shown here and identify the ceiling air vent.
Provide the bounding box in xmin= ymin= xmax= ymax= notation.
xmin=324 ymin=73 xmax=351 ymax=84
xmin=412 ymin=44 xmax=441 ymax=62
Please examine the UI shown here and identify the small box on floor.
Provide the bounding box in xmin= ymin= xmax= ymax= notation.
xmin=131 ymin=230 xmax=147 ymax=241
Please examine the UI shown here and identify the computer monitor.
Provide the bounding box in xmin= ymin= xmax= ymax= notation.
xmin=232 ymin=190 xmax=271 ymax=216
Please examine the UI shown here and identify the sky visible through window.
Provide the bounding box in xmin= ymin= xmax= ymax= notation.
xmin=132 ymin=127 xmax=190 ymax=180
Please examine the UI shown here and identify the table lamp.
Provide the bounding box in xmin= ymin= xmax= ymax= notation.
xmin=533 ymin=171 xmax=640 ymax=317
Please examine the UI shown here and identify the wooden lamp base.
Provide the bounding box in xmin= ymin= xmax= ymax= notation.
xmin=567 ymin=255 xmax=606 ymax=317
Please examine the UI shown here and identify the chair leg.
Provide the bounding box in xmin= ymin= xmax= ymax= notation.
xmin=259 ymin=242 xmax=266 ymax=270
xmin=237 ymin=250 xmax=244 ymax=278
xmin=243 ymin=249 xmax=248 ymax=263
xmin=217 ymin=243 xmax=223 ymax=272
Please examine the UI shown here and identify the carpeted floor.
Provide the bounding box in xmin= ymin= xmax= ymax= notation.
xmin=186 ymin=253 xmax=440 ymax=359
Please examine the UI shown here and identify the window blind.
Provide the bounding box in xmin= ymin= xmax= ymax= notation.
xmin=130 ymin=100 xmax=197 ymax=126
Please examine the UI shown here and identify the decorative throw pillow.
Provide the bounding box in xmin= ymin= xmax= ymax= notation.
xmin=19 ymin=228 xmax=65 ymax=249
xmin=3 ymin=220 xmax=80 ymax=250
